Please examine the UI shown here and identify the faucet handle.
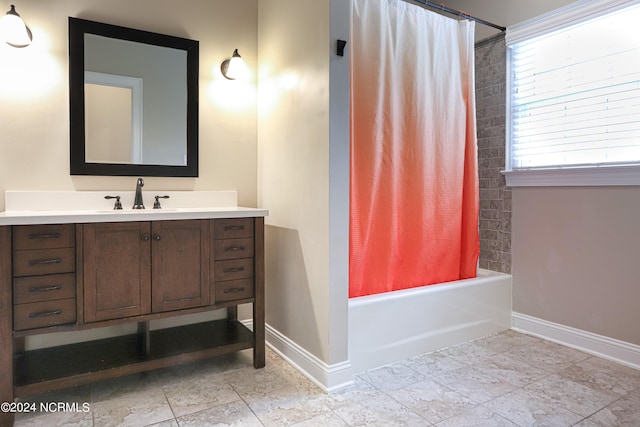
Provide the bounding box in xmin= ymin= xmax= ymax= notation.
xmin=153 ymin=195 xmax=170 ymax=209
xmin=104 ymin=195 xmax=123 ymax=210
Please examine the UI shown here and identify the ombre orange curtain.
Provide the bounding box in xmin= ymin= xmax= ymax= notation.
xmin=349 ymin=0 xmax=479 ymax=298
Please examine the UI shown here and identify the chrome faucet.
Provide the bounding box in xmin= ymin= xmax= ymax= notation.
xmin=133 ymin=177 xmax=145 ymax=209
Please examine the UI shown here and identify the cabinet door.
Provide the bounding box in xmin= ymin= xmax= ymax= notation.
xmin=83 ymin=222 xmax=151 ymax=322
xmin=151 ymin=220 xmax=210 ymax=312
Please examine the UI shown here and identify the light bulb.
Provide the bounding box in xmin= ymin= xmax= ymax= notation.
xmin=221 ymin=49 xmax=248 ymax=80
xmin=1 ymin=5 xmax=32 ymax=48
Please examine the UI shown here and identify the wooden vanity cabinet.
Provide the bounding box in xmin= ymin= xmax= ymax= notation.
xmin=83 ymin=220 xmax=210 ymax=322
xmin=212 ymin=218 xmax=255 ymax=303
xmin=12 ymin=224 xmax=77 ymax=331
xmin=0 ymin=216 xmax=264 ymax=418
xmin=83 ymin=221 xmax=151 ymax=322
xmin=151 ymin=220 xmax=210 ymax=313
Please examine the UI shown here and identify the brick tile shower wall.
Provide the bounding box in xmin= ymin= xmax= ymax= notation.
xmin=475 ymin=34 xmax=511 ymax=273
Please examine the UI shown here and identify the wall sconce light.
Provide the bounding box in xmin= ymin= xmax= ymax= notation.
xmin=220 ymin=49 xmax=247 ymax=80
xmin=1 ymin=4 xmax=32 ymax=48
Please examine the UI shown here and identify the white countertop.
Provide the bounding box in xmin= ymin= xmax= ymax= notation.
xmin=0 ymin=191 xmax=268 ymax=225
xmin=0 ymin=207 xmax=268 ymax=226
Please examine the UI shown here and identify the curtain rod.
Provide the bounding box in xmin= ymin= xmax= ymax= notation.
xmin=410 ymin=0 xmax=506 ymax=31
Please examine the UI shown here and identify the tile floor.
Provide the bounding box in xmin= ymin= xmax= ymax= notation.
xmin=13 ymin=330 xmax=640 ymax=426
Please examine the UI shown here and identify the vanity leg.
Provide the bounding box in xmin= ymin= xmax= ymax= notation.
xmin=0 ymin=226 xmax=15 ymax=426
xmin=137 ymin=321 xmax=150 ymax=358
xmin=253 ymin=301 xmax=265 ymax=369
xmin=227 ymin=306 xmax=238 ymax=321
xmin=253 ymin=218 xmax=265 ymax=369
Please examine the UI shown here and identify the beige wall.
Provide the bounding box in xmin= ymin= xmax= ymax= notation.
xmin=0 ymin=0 xmax=258 ymax=208
xmin=446 ymin=0 xmax=640 ymax=346
xmin=258 ymin=0 xmax=330 ymax=362
xmin=257 ymin=0 xmax=350 ymax=368
xmin=513 ymin=188 xmax=640 ymax=345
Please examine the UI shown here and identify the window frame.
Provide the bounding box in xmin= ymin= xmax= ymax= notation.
xmin=504 ymin=0 xmax=640 ymax=187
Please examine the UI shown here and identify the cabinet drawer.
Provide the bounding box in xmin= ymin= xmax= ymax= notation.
xmin=13 ymin=248 xmax=76 ymax=277
xmin=13 ymin=224 xmax=75 ymax=250
xmin=213 ymin=258 xmax=253 ymax=281
xmin=13 ymin=298 xmax=76 ymax=331
xmin=214 ymin=238 xmax=254 ymax=260
xmin=215 ymin=279 xmax=254 ymax=302
xmin=214 ymin=218 xmax=254 ymax=239
xmin=13 ymin=273 xmax=76 ymax=304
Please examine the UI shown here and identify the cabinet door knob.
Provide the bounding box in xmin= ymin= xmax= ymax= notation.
xmin=141 ymin=234 xmax=150 ymax=241
xmin=153 ymin=234 xmax=162 ymax=241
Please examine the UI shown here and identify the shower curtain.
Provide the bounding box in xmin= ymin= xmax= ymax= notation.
xmin=349 ymin=0 xmax=479 ymax=298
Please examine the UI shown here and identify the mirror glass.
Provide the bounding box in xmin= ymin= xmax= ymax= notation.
xmin=69 ymin=18 xmax=199 ymax=177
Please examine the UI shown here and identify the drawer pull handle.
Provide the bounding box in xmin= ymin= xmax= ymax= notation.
xmin=28 ymin=309 xmax=62 ymax=319
xmin=28 ymin=257 xmax=62 ymax=266
xmin=225 ymin=245 xmax=245 ymax=252
xmin=29 ymin=284 xmax=62 ymax=293
xmin=223 ymin=267 xmax=245 ymax=273
xmin=223 ymin=225 xmax=245 ymax=231
xmin=224 ymin=287 xmax=246 ymax=294
xmin=28 ymin=232 xmax=61 ymax=240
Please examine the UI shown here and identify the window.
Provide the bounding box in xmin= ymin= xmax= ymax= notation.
xmin=505 ymin=0 xmax=640 ymax=186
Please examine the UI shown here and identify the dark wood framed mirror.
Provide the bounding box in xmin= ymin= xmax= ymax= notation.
xmin=69 ymin=17 xmax=199 ymax=177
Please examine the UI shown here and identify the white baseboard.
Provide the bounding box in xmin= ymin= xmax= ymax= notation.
xmin=241 ymin=320 xmax=354 ymax=392
xmin=512 ymin=312 xmax=640 ymax=370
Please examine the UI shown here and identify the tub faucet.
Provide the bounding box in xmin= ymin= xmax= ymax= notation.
xmin=133 ymin=177 xmax=145 ymax=209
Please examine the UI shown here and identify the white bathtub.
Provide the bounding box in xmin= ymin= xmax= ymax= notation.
xmin=348 ymin=268 xmax=512 ymax=373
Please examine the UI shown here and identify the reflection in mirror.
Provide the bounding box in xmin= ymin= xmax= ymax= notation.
xmin=85 ymin=71 xmax=141 ymax=164
xmin=84 ymin=35 xmax=187 ymax=166
xmin=69 ymin=17 xmax=199 ymax=177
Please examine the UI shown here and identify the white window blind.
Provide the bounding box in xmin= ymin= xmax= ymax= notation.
xmin=506 ymin=0 xmax=640 ymax=177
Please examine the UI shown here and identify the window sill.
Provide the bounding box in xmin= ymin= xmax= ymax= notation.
xmin=503 ymin=165 xmax=640 ymax=187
